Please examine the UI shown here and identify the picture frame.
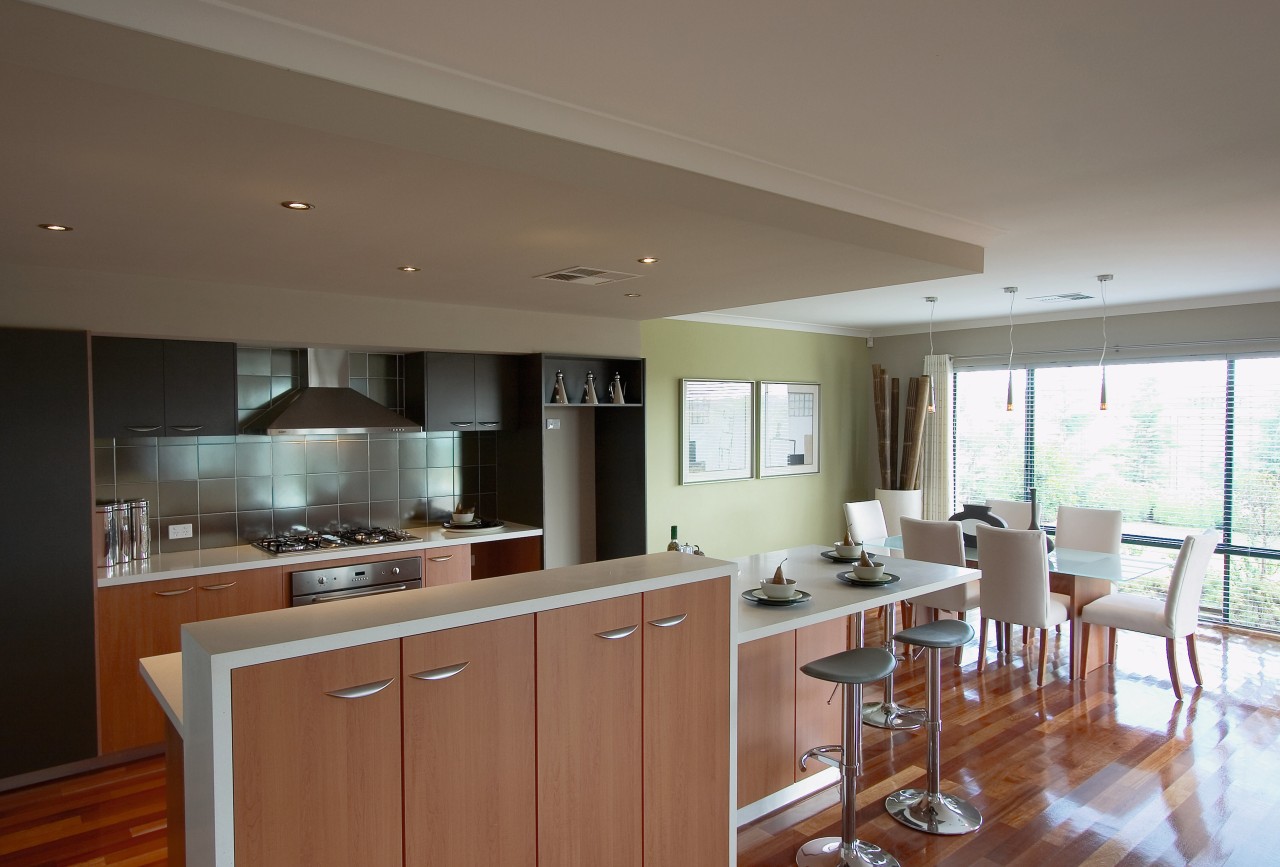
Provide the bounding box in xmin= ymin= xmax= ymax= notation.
xmin=758 ymin=381 xmax=820 ymax=477
xmin=680 ymin=379 xmax=755 ymax=484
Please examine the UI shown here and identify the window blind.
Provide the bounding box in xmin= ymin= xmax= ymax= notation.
xmin=953 ymin=356 xmax=1280 ymax=632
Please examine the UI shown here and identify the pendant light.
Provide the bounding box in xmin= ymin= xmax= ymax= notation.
xmin=1004 ymin=287 xmax=1017 ymax=411
xmin=925 ymin=296 xmax=938 ymax=413
xmin=1097 ymin=274 xmax=1112 ymax=410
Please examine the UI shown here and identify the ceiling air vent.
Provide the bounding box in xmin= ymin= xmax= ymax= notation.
xmin=535 ymin=266 xmax=641 ymax=286
xmin=1029 ymin=292 xmax=1094 ymax=303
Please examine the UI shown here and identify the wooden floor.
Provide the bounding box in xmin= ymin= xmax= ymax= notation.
xmin=1 ymin=623 xmax=1278 ymax=866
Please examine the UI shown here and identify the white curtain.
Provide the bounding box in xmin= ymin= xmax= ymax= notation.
xmin=922 ymin=354 xmax=953 ymax=520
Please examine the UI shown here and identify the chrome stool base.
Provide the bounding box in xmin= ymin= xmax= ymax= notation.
xmin=797 ymin=836 xmax=902 ymax=867
xmin=885 ymin=788 xmax=983 ymax=836
xmin=861 ymin=700 xmax=925 ymax=730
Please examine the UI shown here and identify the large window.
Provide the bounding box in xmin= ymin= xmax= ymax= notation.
xmin=955 ymin=356 xmax=1280 ymax=632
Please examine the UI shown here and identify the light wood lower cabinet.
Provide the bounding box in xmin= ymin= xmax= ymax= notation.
xmin=737 ymin=617 xmax=853 ymax=807
xmin=402 ymin=616 xmax=535 ymax=867
xmin=736 ymin=630 xmax=796 ymax=807
xmin=795 ymin=618 xmax=850 ymax=780
xmin=537 ymin=594 xmax=644 ymax=867
xmin=643 ymin=576 xmax=732 ymax=867
xmin=97 ymin=567 xmax=283 ymax=753
xmin=232 ymin=639 xmax=402 ymax=867
xmin=422 ymin=543 xmax=471 ymax=585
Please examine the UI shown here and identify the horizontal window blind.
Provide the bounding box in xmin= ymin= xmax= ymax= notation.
xmin=954 ymin=356 xmax=1280 ymax=632
xmin=1228 ymin=358 xmax=1280 ymax=630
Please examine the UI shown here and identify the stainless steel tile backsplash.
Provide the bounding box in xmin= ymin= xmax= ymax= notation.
xmin=93 ymin=348 xmax=498 ymax=552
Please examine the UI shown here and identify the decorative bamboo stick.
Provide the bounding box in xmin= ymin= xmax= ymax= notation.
xmin=899 ymin=377 xmax=917 ymax=489
xmin=890 ymin=377 xmax=900 ymax=491
xmin=871 ymin=365 xmax=891 ymax=488
xmin=901 ymin=374 xmax=931 ymax=491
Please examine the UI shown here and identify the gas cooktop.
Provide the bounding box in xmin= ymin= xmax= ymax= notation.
xmin=253 ymin=527 xmax=420 ymax=556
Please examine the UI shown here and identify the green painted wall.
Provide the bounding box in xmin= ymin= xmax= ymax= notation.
xmin=641 ymin=319 xmax=871 ymax=559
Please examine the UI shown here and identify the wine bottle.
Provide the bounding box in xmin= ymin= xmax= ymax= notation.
xmin=667 ymin=525 xmax=680 ymax=551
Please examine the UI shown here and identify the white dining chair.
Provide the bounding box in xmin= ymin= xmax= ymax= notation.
xmin=1055 ymin=506 xmax=1123 ymax=554
xmin=844 ymin=500 xmax=888 ymax=545
xmin=975 ymin=524 xmax=1072 ymax=686
xmin=986 ymin=498 xmax=1032 ymax=531
xmin=901 ymin=517 xmax=981 ymax=665
xmin=1079 ymin=530 xmax=1220 ymax=699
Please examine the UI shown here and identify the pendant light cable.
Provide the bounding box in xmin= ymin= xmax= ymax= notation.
xmin=925 ymin=296 xmax=938 ymax=413
xmin=1004 ymin=287 xmax=1017 ymax=411
xmin=1097 ymin=274 xmax=1112 ymax=410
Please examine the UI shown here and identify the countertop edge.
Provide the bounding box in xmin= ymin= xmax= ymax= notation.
xmin=140 ymin=653 xmax=183 ymax=735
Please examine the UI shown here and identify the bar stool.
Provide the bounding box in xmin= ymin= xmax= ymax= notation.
xmin=861 ymin=601 xmax=924 ymax=731
xmin=884 ymin=619 xmax=982 ymax=835
xmin=796 ymin=646 xmax=900 ymax=867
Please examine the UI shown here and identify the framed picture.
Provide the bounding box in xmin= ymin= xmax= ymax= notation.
xmin=758 ymin=381 xmax=820 ymax=477
xmin=681 ymin=379 xmax=754 ymax=484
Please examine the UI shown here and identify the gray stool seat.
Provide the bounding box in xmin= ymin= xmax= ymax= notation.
xmin=800 ymin=647 xmax=896 ymax=685
xmin=894 ymin=619 xmax=974 ymax=650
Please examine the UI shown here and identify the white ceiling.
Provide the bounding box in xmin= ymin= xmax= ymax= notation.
xmin=10 ymin=0 xmax=1280 ymax=334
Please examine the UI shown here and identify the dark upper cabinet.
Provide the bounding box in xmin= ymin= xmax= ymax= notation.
xmin=92 ymin=337 xmax=237 ymax=439
xmin=406 ymin=352 xmax=512 ymax=432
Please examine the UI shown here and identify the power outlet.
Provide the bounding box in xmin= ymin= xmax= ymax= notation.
xmin=168 ymin=523 xmax=194 ymax=540
xmin=546 ymin=418 xmax=561 ymax=430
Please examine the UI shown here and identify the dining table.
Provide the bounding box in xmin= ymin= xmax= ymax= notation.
xmin=864 ymin=535 xmax=1169 ymax=679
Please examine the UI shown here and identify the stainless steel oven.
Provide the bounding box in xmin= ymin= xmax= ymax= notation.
xmin=290 ymin=556 xmax=423 ymax=605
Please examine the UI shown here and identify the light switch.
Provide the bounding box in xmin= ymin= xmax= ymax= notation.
xmin=546 ymin=418 xmax=561 ymax=430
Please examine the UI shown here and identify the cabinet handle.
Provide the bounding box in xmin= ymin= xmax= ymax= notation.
xmin=126 ymin=425 xmax=162 ymax=433
xmin=199 ymin=582 xmax=238 ymax=591
xmin=478 ymin=421 xmax=499 ymax=427
xmin=153 ymin=587 xmax=194 ymax=597
xmin=427 ymin=554 xmax=454 ymax=562
xmin=325 ymin=678 xmax=395 ymax=699
xmin=649 ymin=613 xmax=687 ymax=628
xmin=409 ymin=662 xmax=469 ymax=681
xmin=596 ymin=624 xmax=638 ymax=640
xmin=169 ymin=425 xmax=205 ymax=433
xmin=450 ymin=421 xmax=473 ymax=427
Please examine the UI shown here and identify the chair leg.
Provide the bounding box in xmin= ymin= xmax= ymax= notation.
xmin=1022 ymin=626 xmax=1029 ymax=646
xmin=1107 ymin=627 xmax=1118 ymax=666
xmin=1037 ymin=628 xmax=1048 ymax=686
xmin=1186 ymin=633 xmax=1203 ymax=686
xmin=995 ymin=621 xmax=1004 ymax=652
xmin=1004 ymin=622 xmax=1012 ymax=654
xmin=1079 ymin=622 xmax=1091 ymax=678
xmin=1166 ymin=638 xmax=1184 ymax=700
xmin=977 ymin=618 xmax=988 ymax=672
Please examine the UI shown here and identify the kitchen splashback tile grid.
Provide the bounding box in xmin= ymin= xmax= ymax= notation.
xmin=93 ymin=347 xmax=495 ymax=551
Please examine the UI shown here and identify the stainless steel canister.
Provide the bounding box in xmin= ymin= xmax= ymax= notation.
xmin=95 ymin=502 xmax=128 ymax=567
xmin=126 ymin=498 xmax=150 ymax=560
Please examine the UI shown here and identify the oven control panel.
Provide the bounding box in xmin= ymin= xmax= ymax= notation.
xmin=290 ymin=556 xmax=423 ymax=602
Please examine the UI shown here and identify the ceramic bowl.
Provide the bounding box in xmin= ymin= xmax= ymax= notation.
xmin=451 ymin=510 xmax=475 ymax=524
xmin=850 ymin=562 xmax=885 ymax=581
xmin=833 ymin=542 xmax=863 ymax=559
xmin=758 ymin=578 xmax=799 ymax=599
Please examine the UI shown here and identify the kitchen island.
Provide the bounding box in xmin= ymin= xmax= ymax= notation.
xmin=146 ymin=545 xmax=976 ymax=866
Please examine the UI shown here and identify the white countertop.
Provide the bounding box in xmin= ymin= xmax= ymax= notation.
xmin=98 ymin=521 xmax=542 ymax=587
xmin=733 ymin=545 xmax=978 ymax=643
xmin=181 ymin=550 xmax=734 ymax=665
xmin=140 ymin=652 xmax=183 ymax=733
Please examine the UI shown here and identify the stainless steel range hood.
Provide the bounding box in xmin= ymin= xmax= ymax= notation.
xmin=243 ymin=349 xmax=422 ymax=435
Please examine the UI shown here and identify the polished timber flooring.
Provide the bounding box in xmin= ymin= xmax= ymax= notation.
xmin=2 ymin=623 xmax=1278 ymax=866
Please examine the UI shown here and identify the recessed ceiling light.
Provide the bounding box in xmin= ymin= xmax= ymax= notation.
xmin=397 ymin=266 xmax=420 ymax=272
xmin=38 ymin=223 xmax=73 ymax=231
xmin=624 ymin=293 xmax=641 ymax=298
xmin=637 ymin=257 xmax=659 ymax=265
xmin=280 ymin=201 xmax=314 ymax=210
